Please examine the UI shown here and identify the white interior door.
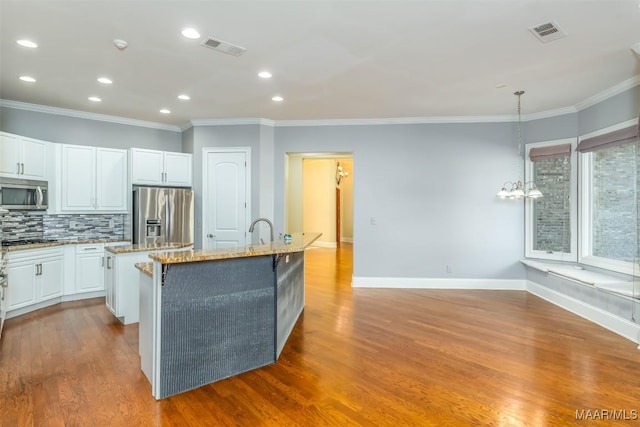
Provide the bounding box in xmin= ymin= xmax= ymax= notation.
xmin=204 ymin=150 xmax=248 ymax=249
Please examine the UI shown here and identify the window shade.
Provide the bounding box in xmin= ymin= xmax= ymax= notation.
xmin=529 ymin=144 xmax=571 ymax=161
xmin=577 ymin=122 xmax=639 ymax=153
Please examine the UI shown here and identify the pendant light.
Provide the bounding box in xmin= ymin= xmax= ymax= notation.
xmin=496 ymin=90 xmax=543 ymax=199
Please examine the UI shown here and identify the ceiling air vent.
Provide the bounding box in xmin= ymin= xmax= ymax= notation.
xmin=201 ymin=37 xmax=247 ymax=57
xmin=528 ymin=20 xmax=568 ymax=43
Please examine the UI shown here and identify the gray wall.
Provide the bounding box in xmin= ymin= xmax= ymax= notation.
xmin=525 ymin=112 xmax=578 ymax=143
xmin=0 ymin=106 xmax=181 ymax=151
xmin=274 ymin=122 xmax=526 ymax=280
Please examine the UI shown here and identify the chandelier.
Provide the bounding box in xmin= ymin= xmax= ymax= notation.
xmin=336 ymin=162 xmax=349 ymax=186
xmin=496 ymin=90 xmax=543 ymax=199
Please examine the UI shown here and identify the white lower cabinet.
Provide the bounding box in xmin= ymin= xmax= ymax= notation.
xmin=105 ymin=250 xmax=153 ymax=325
xmin=105 ymin=246 xmax=191 ymax=325
xmin=75 ymin=244 xmax=106 ymax=293
xmin=7 ymin=247 xmax=64 ymax=312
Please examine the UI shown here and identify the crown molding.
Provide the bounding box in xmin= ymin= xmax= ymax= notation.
xmin=190 ymin=118 xmax=275 ymax=127
xmin=274 ymin=115 xmax=515 ymax=127
xmin=179 ymin=122 xmax=194 ymax=132
xmin=0 ymin=99 xmax=181 ymax=132
xmin=522 ymin=106 xmax=578 ymax=122
xmin=574 ymin=75 xmax=640 ymax=112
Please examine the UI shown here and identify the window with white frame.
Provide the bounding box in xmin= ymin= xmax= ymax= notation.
xmin=578 ymin=119 xmax=639 ymax=274
xmin=525 ymin=138 xmax=577 ymax=261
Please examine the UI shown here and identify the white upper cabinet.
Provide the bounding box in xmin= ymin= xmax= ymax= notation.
xmin=96 ymin=148 xmax=128 ymax=210
xmin=61 ymin=144 xmax=127 ymax=212
xmin=130 ymin=148 xmax=164 ymax=185
xmin=163 ymin=152 xmax=192 ymax=187
xmin=0 ymin=132 xmax=47 ymax=179
xmin=62 ymin=144 xmax=95 ymax=210
xmin=131 ymin=148 xmax=192 ymax=187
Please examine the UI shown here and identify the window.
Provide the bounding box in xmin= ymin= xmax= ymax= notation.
xmin=578 ymin=119 xmax=639 ymax=274
xmin=525 ymin=139 xmax=577 ymax=261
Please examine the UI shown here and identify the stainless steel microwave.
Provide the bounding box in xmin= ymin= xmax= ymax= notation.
xmin=0 ymin=177 xmax=48 ymax=210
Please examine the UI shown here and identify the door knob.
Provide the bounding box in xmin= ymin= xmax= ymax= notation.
xmin=207 ymin=234 xmax=215 ymax=238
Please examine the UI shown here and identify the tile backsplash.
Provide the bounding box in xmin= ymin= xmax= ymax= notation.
xmin=1 ymin=211 xmax=43 ymax=241
xmin=2 ymin=211 xmax=125 ymax=241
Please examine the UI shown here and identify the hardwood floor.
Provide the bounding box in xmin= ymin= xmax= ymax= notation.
xmin=2 ymin=244 xmax=640 ymax=426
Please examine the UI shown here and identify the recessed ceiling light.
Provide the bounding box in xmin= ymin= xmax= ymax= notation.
xmin=160 ymin=109 xmax=171 ymax=114
xmin=113 ymin=39 xmax=128 ymax=50
xmin=181 ymin=28 xmax=200 ymax=40
xmin=97 ymin=77 xmax=113 ymax=84
xmin=272 ymin=96 xmax=284 ymax=102
xmin=178 ymin=94 xmax=190 ymax=100
xmin=258 ymin=71 xmax=272 ymax=79
xmin=17 ymin=39 xmax=37 ymax=48
xmin=88 ymin=96 xmax=102 ymax=102
xmin=18 ymin=76 xmax=36 ymax=83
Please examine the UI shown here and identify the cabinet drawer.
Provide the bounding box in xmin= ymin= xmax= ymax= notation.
xmin=8 ymin=247 xmax=64 ymax=263
xmin=76 ymin=244 xmax=104 ymax=254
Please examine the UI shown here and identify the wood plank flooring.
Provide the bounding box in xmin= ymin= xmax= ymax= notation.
xmin=2 ymin=244 xmax=640 ymax=426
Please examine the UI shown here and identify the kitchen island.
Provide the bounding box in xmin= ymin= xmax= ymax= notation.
xmin=142 ymin=232 xmax=321 ymax=399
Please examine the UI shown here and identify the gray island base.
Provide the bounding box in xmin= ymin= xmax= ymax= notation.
xmin=142 ymin=233 xmax=320 ymax=399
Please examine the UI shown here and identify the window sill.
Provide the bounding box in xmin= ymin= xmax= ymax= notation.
xmin=521 ymin=259 xmax=637 ymax=299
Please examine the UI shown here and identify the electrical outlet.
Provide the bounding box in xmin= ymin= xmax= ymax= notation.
xmin=446 ymin=265 xmax=452 ymax=274
xmin=69 ymin=220 xmax=76 ymax=229
xmin=109 ymin=218 xmax=115 ymax=228
xmin=285 ymin=255 xmax=290 ymax=263
xmin=370 ymin=217 xmax=376 ymax=225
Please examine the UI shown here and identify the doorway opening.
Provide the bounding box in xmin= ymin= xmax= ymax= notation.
xmin=284 ymin=152 xmax=353 ymax=281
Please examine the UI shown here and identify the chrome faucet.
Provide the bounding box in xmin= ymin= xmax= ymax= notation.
xmin=248 ymin=218 xmax=274 ymax=243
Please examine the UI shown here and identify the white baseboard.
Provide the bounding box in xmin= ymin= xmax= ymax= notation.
xmin=312 ymin=241 xmax=338 ymax=249
xmin=62 ymin=291 xmax=105 ymax=302
xmin=351 ymin=277 xmax=526 ymax=290
xmin=526 ymin=280 xmax=640 ymax=344
xmin=341 ymin=237 xmax=353 ymax=243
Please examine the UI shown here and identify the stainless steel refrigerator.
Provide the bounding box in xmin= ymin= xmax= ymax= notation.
xmin=133 ymin=187 xmax=194 ymax=245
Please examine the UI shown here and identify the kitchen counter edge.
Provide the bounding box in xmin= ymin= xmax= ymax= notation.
xmin=106 ymin=242 xmax=194 ymax=254
xmin=4 ymin=239 xmax=132 ymax=252
xmin=149 ymin=232 xmax=322 ymax=264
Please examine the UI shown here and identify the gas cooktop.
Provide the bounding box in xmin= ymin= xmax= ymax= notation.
xmin=1 ymin=239 xmax=51 ymax=247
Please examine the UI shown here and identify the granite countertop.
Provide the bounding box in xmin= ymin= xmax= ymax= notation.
xmin=4 ymin=238 xmax=131 ymax=252
xmin=105 ymin=242 xmax=193 ymax=254
xmin=135 ymin=262 xmax=154 ymax=277
xmin=148 ymin=232 xmax=321 ymax=264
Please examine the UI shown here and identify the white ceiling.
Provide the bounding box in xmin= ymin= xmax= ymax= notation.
xmin=1 ymin=1 xmax=639 ymax=127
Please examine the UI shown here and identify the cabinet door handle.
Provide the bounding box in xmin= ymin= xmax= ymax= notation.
xmin=35 ymin=263 xmax=42 ymax=276
xmin=21 ymin=163 xmax=25 ymax=174
xmin=17 ymin=162 xmax=20 ymax=174
xmin=101 ymin=256 xmax=105 ymax=267
xmin=107 ymin=257 xmax=112 ymax=269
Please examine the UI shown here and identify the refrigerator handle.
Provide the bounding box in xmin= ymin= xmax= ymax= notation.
xmin=165 ymin=195 xmax=171 ymax=242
